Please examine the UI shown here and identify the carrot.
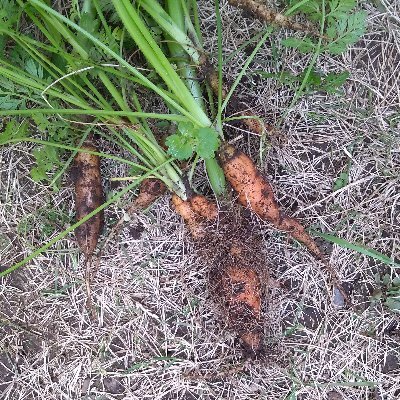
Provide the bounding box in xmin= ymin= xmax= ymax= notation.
xmin=219 ymin=143 xmax=323 ymax=259
xmin=171 ymin=194 xmax=213 ymax=239
xmin=72 ymin=140 xmax=104 ymax=259
xmin=189 ymin=194 xmax=218 ymax=220
xmin=213 ymin=254 xmax=263 ymax=356
xmin=132 ymin=178 xmax=166 ymax=210
xmin=103 ymin=178 xmax=166 ymax=250
xmin=200 ymin=58 xmax=228 ymax=99
xmin=240 ymin=109 xmax=273 ymax=136
xmin=227 ymin=0 xmax=318 ymax=35
xmin=172 ymin=193 xmax=265 ymax=356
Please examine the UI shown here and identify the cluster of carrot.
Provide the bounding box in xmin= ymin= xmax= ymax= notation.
xmin=73 ymin=133 xmax=332 ymax=356
xmin=70 ymin=0 xmax=340 ymax=357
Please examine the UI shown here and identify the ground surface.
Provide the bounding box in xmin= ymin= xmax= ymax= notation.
xmin=0 ymin=1 xmax=400 ymax=399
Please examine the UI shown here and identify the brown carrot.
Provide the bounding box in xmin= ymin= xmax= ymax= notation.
xmin=132 ymin=178 xmax=166 ymax=210
xmin=72 ymin=140 xmax=104 ymax=259
xmin=189 ymin=194 xmax=218 ymax=220
xmin=72 ymin=140 xmax=105 ymax=318
xmin=227 ymin=0 xmax=318 ymax=35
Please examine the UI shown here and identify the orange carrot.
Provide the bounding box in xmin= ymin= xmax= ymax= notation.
xmin=171 ymin=194 xmax=214 ymax=239
xmin=189 ymin=194 xmax=218 ymax=220
xmin=219 ymin=143 xmax=323 ymax=259
xmin=215 ymin=258 xmax=263 ymax=355
xmin=172 ymin=193 xmax=264 ymax=356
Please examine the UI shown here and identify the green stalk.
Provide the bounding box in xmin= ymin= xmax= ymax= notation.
xmin=9 ymin=34 xmax=106 ymax=109
xmin=278 ymin=0 xmax=326 ymax=124
xmin=0 ymin=138 xmax=150 ymax=170
xmin=165 ymin=0 xmax=205 ymax=109
xmin=0 ymin=64 xmax=93 ymax=109
xmin=98 ymin=71 xmax=137 ymax=124
xmin=111 ymin=0 xmax=210 ymax=126
xmin=138 ymin=0 xmax=201 ymax=64
xmin=166 ymin=0 xmax=226 ymax=196
xmin=215 ymin=0 xmax=224 ymax=132
xmin=0 ymin=108 xmax=190 ymax=121
xmin=28 ymin=0 xmax=206 ymax=127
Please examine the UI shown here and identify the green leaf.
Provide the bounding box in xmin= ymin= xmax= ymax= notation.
xmin=0 ymin=120 xmax=28 ymax=144
xmin=323 ymin=71 xmax=350 ymax=93
xmin=333 ymin=171 xmax=349 ymax=191
xmin=177 ymin=121 xmax=195 ymax=136
xmin=287 ymin=0 xmax=321 ymax=20
xmin=32 ymin=113 xmax=50 ymax=132
xmin=392 ymin=277 xmax=400 ymax=287
xmin=30 ymin=166 xmax=48 ymax=182
xmin=25 ymin=59 xmax=43 ymax=79
xmin=165 ymin=133 xmax=194 ymax=160
xmin=0 ymin=76 xmax=15 ymax=92
xmin=324 ymin=11 xmax=366 ymax=55
xmin=195 ymin=127 xmax=220 ymax=160
xmin=311 ymin=230 xmax=400 ymax=267
xmin=327 ymin=0 xmax=356 ymax=17
xmin=0 ymin=96 xmax=21 ymax=110
xmin=282 ymin=37 xmax=316 ymax=53
xmin=385 ymin=298 xmax=400 ymax=312
xmin=0 ymin=119 xmax=16 ymax=144
xmin=255 ymin=69 xmax=349 ymax=95
xmin=382 ymin=273 xmax=391 ymax=286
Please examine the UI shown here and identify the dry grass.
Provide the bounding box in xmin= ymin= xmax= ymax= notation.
xmin=1 ymin=1 xmax=400 ymax=399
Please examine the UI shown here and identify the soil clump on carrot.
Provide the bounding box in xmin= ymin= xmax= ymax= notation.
xmin=173 ymin=196 xmax=268 ymax=358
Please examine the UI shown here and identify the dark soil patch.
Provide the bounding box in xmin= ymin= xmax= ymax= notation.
xmin=128 ymin=222 xmax=145 ymax=239
xmin=188 ymin=204 xmax=269 ymax=358
xmin=381 ymin=351 xmax=400 ymax=374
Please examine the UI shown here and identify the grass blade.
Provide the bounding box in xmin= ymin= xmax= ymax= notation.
xmin=311 ymin=230 xmax=400 ymax=267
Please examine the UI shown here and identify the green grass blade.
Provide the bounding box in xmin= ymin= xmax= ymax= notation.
xmin=0 ymin=109 xmax=189 ymax=122
xmin=311 ymin=230 xmax=400 ymax=267
xmin=27 ymin=0 xmax=203 ymax=126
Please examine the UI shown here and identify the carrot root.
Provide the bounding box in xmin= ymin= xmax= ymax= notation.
xmin=172 ymin=193 xmax=265 ymax=356
xmin=219 ymin=143 xmax=323 ymax=259
xmin=172 ymin=193 xmax=219 ymax=239
xmin=133 ymin=178 xmax=166 ymax=210
xmin=72 ymin=140 xmax=104 ymax=258
xmin=227 ymin=0 xmax=318 ymax=35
